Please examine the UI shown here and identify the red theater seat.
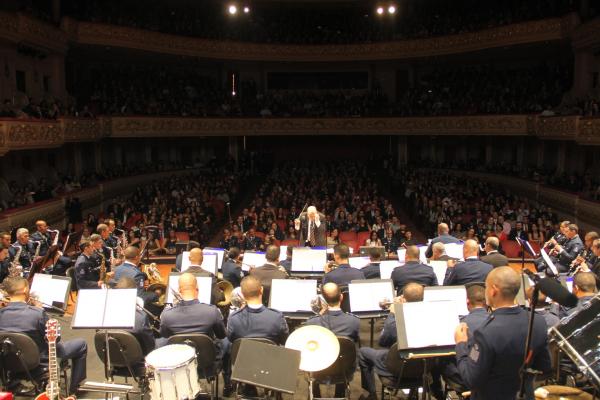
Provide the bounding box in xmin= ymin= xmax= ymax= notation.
xmin=501 ymin=240 xmax=521 ymax=258
xmin=357 ymin=231 xmax=371 ymax=246
xmin=339 ymin=231 xmax=357 ymax=243
xmin=281 ymin=239 xmax=299 ymax=247
xmin=175 ymin=232 xmax=190 ymax=242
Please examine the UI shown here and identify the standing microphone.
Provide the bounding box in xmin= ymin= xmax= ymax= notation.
xmin=523 ymin=270 xmax=578 ymax=308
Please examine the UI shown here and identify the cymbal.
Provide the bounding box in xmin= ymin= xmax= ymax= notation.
xmin=285 ymin=325 xmax=339 ymax=372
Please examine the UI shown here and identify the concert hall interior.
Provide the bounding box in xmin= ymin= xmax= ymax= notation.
xmin=1 ymin=0 xmax=600 ymax=399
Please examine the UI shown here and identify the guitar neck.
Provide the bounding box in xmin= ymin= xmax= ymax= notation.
xmin=47 ymin=340 xmax=59 ymax=398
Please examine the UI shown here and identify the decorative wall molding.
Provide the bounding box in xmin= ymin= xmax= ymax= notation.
xmin=0 ymin=11 xmax=579 ymax=62
xmin=1 ymin=115 xmax=599 ymax=155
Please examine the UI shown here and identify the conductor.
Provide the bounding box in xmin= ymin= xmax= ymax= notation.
xmin=295 ymin=206 xmax=327 ymax=247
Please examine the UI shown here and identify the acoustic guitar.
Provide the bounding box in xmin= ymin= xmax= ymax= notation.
xmin=34 ymin=319 xmax=75 ymax=400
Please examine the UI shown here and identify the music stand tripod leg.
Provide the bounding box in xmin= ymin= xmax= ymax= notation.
xmin=369 ymin=318 xmax=375 ymax=348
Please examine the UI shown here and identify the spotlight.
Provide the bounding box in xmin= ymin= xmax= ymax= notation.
xmin=243 ymin=6 xmax=250 ymax=13
xmin=376 ymin=7 xmax=384 ymax=15
xmin=388 ymin=5 xmax=396 ymax=14
xmin=228 ymin=5 xmax=237 ymax=15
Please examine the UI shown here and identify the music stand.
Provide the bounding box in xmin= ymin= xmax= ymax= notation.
xmin=72 ymin=289 xmax=137 ymax=399
xmin=359 ymin=246 xmax=385 ymax=258
xmin=423 ymin=286 xmax=469 ymax=317
xmin=269 ymin=279 xmax=317 ymax=319
xmin=393 ymin=301 xmax=459 ymax=399
xmin=30 ymin=274 xmax=71 ymax=313
xmin=291 ymin=247 xmax=327 ymax=275
xmin=232 ymin=340 xmax=300 ymax=396
xmin=349 ymin=279 xmax=394 ymax=346
xmin=540 ymin=248 xmax=559 ymax=276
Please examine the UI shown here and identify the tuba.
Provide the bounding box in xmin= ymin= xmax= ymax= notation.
xmin=142 ymin=263 xmax=166 ymax=305
xmin=216 ymin=280 xmax=234 ymax=308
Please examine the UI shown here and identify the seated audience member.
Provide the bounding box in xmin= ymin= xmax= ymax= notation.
xmin=306 ymin=282 xmax=360 ymax=398
xmin=362 ymin=248 xmax=382 ymax=279
xmin=444 ymin=240 xmax=492 ymax=286
xmin=358 ymin=283 xmax=424 ymax=399
xmin=480 ymin=236 xmax=509 ymax=268
xmin=391 ymin=245 xmax=437 ymax=293
xmin=227 ymin=276 xmax=289 ymax=344
xmin=365 ymin=231 xmax=382 ymax=247
xmin=323 ymin=243 xmax=365 ymax=286
xmin=0 ymin=277 xmax=87 ymax=396
xmin=425 ymin=223 xmax=462 ymax=258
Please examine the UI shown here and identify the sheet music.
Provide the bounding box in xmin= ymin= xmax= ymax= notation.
xmin=204 ymin=247 xmax=225 ymax=268
xmin=291 ymin=248 xmax=327 ymax=272
xmin=396 ymin=249 xmax=406 ymax=263
xmin=30 ymin=274 xmax=70 ymax=309
xmin=540 ymin=249 xmax=559 ymax=275
xmin=103 ymin=289 xmax=137 ymax=328
xmin=418 ymin=246 xmax=428 ymax=263
xmin=166 ymin=274 xmax=212 ymax=304
xmin=398 ymin=300 xmax=458 ymax=349
xmin=424 ymin=286 xmax=469 ymax=316
xmin=349 ymin=280 xmax=394 ymax=312
xmin=445 ymin=243 xmax=464 ymax=260
xmin=348 ymin=256 xmax=370 ymax=269
xmin=380 ymin=260 xmax=401 ymax=280
xmin=279 ymin=246 xmax=288 ymax=261
xmin=72 ymin=290 xmax=106 ymax=328
xmin=181 ymin=251 xmax=191 ymax=271
xmin=242 ymin=251 xmax=266 ymax=271
xmin=200 ymin=253 xmax=218 ymax=275
xmin=429 ymin=261 xmax=448 ymax=286
xmin=269 ymin=279 xmax=317 ymax=312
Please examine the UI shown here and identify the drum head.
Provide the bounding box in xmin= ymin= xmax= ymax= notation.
xmin=146 ymin=344 xmax=195 ymax=368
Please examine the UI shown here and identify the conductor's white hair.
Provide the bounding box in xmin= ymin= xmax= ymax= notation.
xmin=307 ymin=206 xmax=317 ymax=214
xmin=16 ymin=228 xmax=29 ymax=237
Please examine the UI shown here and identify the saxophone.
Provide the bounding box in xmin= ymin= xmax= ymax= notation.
xmin=33 ymin=241 xmax=42 ymax=260
xmin=98 ymin=251 xmax=108 ymax=285
xmin=9 ymin=245 xmax=23 ymax=278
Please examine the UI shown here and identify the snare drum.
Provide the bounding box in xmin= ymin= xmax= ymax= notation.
xmin=146 ymin=344 xmax=200 ymax=400
xmin=549 ymin=294 xmax=600 ymax=390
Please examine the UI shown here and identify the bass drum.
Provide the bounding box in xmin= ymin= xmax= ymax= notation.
xmin=146 ymin=344 xmax=200 ymax=400
xmin=549 ymin=294 xmax=600 ymax=390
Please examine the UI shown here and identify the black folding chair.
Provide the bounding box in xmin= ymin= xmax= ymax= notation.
xmin=94 ymin=330 xmax=146 ymax=399
xmin=378 ymin=343 xmax=424 ymax=400
xmin=312 ymin=336 xmax=357 ymax=399
xmin=168 ymin=333 xmax=220 ymax=400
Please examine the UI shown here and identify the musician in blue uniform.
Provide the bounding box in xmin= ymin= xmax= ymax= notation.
xmin=159 ymin=273 xmax=232 ymax=394
xmin=279 ymin=246 xmax=293 ymax=273
xmin=444 ymin=240 xmax=492 ymax=286
xmin=96 ymin=225 xmax=115 ymax=270
xmin=391 ymin=245 xmax=437 ymax=293
xmin=561 ymin=271 xmax=597 ymax=317
xmin=425 ymin=223 xmax=462 ymax=258
xmin=221 ymin=247 xmax=244 ymax=288
xmin=30 ymin=220 xmax=53 ymax=257
xmin=227 ymin=275 xmax=289 ymax=344
xmin=112 ymin=246 xmax=157 ymax=305
xmin=535 ymin=221 xmax=570 ymax=272
xmin=0 ymin=277 xmax=87 ymax=396
xmin=454 ymin=267 xmax=551 ymax=399
xmin=0 ymin=243 xmax=9 ymax=283
xmin=552 ymin=224 xmax=584 ymax=273
xmin=322 ymin=244 xmax=365 ymax=286
xmin=74 ymin=241 xmax=103 ymax=289
xmin=358 ymin=283 xmax=424 ymax=399
xmin=306 ymin=282 xmax=360 ymax=397
xmin=362 ymin=248 xmax=382 ymax=279
xmin=8 ymin=228 xmax=36 ymax=277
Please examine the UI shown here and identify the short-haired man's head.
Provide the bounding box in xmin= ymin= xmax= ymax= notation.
xmin=116 ymin=276 xmax=137 ymax=289
xmin=97 ymin=224 xmax=109 ymax=234
xmin=405 ymin=245 xmax=420 ymax=261
xmin=333 ymin=243 xmax=350 ymax=261
xmin=466 ymin=284 xmax=486 ymax=308
xmin=485 ymin=236 xmax=499 ymax=251
xmin=402 ymin=283 xmax=424 ymax=302
xmin=265 ymin=245 xmax=280 ymax=263
xmin=228 ymin=247 xmax=240 ymax=260
xmin=568 ymin=224 xmax=579 ymax=234
xmin=322 ymin=282 xmax=342 ymax=306
xmin=241 ymin=276 xmax=262 ymax=299
xmin=486 ymin=267 xmax=520 ymax=304
xmin=187 ymin=241 xmax=201 ymax=251
xmin=574 ymin=272 xmax=597 ymax=294
xmin=432 ymin=242 xmax=445 ymax=256
xmin=90 ymin=233 xmax=102 ymax=243
xmin=463 ymin=239 xmax=479 ymax=257
xmin=79 ymin=241 xmax=92 ymax=252
xmin=307 ymin=206 xmax=318 ymax=219
xmin=369 ymin=248 xmax=382 ymax=261
xmin=16 ymin=228 xmax=29 ymax=238
xmin=123 ymin=246 xmax=140 ymax=261
xmin=189 ymin=247 xmax=203 ymax=264
xmin=178 ymin=272 xmax=198 ymax=295
xmin=3 ymin=277 xmax=28 ymax=297
xmin=438 ymin=223 xmax=449 ymax=235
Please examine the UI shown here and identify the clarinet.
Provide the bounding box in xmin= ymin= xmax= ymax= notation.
xmin=568 ymin=248 xmax=588 ymax=276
